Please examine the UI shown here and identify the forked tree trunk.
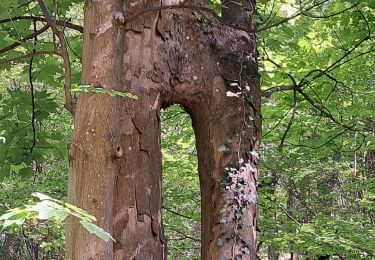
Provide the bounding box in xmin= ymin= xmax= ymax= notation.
xmin=66 ymin=0 xmax=260 ymax=259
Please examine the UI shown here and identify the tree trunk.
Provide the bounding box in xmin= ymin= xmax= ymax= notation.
xmin=66 ymin=0 xmax=260 ymax=259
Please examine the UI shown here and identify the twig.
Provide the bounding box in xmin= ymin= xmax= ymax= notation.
xmin=296 ymin=87 xmax=356 ymax=131
xmin=326 ymin=47 xmax=375 ymax=74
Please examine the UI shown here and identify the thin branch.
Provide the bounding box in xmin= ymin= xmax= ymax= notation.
xmin=165 ymin=225 xmax=200 ymax=242
xmin=162 ymin=206 xmax=194 ymax=220
xmin=60 ymin=36 xmax=75 ymax=114
xmin=302 ymin=3 xmax=358 ymax=19
xmin=262 ymin=108 xmax=294 ymax=138
xmin=298 ymin=36 xmax=372 ymax=84
xmin=0 ymin=50 xmax=57 ymax=65
xmin=37 ymin=0 xmax=75 ymax=114
xmin=296 ymin=87 xmax=356 ymax=131
xmin=259 ymin=0 xmax=277 ymax=26
xmin=0 ymin=16 xmax=83 ymax=33
xmin=258 ymin=0 xmax=330 ymax=32
xmin=355 ymin=6 xmax=375 ymax=45
xmin=324 ymin=36 xmax=371 ymax=72
xmin=261 ymin=39 xmax=372 ymax=133
xmin=52 ymin=0 xmax=57 ymax=49
xmin=29 ymin=20 xmax=37 ymax=154
xmin=162 ymin=111 xmax=186 ymax=121
xmin=0 ymin=25 xmax=49 ymax=55
xmin=258 ymin=2 xmax=283 ymax=32
xmin=327 ymin=47 xmax=375 ymax=74
xmin=37 ymin=0 xmax=57 ymax=34
xmin=261 ymin=85 xmax=294 ymax=97
xmin=263 ymin=193 xmax=301 ymax=225
xmin=65 ymin=35 xmax=81 ymax=60
xmin=285 ymin=128 xmax=349 ymax=149
xmin=22 ymin=230 xmax=36 ymax=260
xmin=279 ymin=87 xmax=298 ymax=151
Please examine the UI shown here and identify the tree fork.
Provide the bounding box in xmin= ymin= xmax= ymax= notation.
xmin=66 ymin=0 xmax=260 ymax=259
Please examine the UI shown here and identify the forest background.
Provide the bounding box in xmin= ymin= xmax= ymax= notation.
xmin=0 ymin=0 xmax=374 ymax=259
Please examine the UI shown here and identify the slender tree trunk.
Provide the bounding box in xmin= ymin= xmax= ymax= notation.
xmin=66 ymin=0 xmax=260 ymax=259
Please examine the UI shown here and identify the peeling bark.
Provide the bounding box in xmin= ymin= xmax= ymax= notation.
xmin=66 ymin=0 xmax=260 ymax=259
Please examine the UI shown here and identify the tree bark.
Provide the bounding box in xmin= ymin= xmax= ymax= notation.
xmin=66 ymin=0 xmax=260 ymax=259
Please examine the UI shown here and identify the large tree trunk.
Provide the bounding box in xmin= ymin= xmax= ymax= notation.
xmin=66 ymin=0 xmax=260 ymax=259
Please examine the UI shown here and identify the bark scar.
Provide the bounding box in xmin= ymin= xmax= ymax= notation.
xmin=151 ymin=93 xmax=160 ymax=110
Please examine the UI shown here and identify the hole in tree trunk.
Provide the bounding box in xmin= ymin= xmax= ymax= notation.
xmin=161 ymin=104 xmax=201 ymax=259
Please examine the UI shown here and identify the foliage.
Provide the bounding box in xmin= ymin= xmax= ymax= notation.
xmin=161 ymin=105 xmax=201 ymax=259
xmin=0 ymin=168 xmax=67 ymax=259
xmin=0 ymin=0 xmax=374 ymax=259
xmin=0 ymin=192 xmax=114 ymax=242
xmin=256 ymin=0 xmax=375 ymax=258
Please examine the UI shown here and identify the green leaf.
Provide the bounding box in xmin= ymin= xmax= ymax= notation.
xmin=80 ymin=220 xmax=115 ymax=242
xmin=18 ymin=167 xmax=35 ymax=178
xmin=27 ymin=202 xmax=54 ymax=220
xmin=0 ymin=208 xmax=25 ymax=220
xmin=32 ymin=192 xmax=59 ymax=202
xmin=65 ymin=202 xmax=96 ymax=221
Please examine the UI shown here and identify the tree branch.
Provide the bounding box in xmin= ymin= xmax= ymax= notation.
xmin=261 ymin=85 xmax=294 ymax=97
xmin=279 ymin=87 xmax=298 ymax=151
xmin=285 ymin=128 xmax=349 ymax=149
xmin=295 ymin=87 xmax=357 ymax=131
xmin=262 ymin=108 xmax=293 ymax=139
xmin=0 ymin=25 xmax=49 ymax=55
xmin=0 ymin=16 xmax=83 ymax=33
xmin=0 ymin=51 xmax=57 ymax=65
xmin=165 ymin=225 xmax=200 ymax=242
xmin=302 ymin=3 xmax=358 ymax=19
xmin=29 ymin=20 xmax=37 ymax=154
xmin=37 ymin=0 xmax=75 ymax=114
xmin=262 ymin=48 xmax=360 ymax=133
xmin=162 ymin=206 xmax=194 ymax=220
xmin=299 ymin=36 xmax=372 ymax=84
xmin=36 ymin=0 xmax=57 ymax=34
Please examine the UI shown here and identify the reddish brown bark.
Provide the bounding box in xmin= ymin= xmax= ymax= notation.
xmin=66 ymin=0 xmax=260 ymax=259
